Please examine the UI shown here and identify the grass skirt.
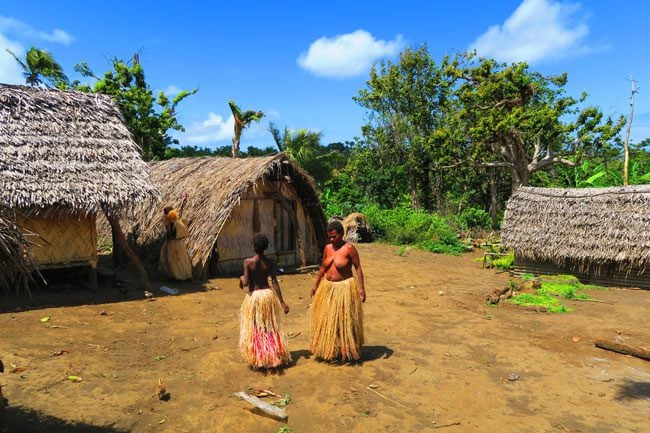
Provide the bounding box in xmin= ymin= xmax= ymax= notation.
xmin=159 ymin=239 xmax=192 ymax=281
xmin=239 ymin=288 xmax=291 ymax=369
xmin=310 ymin=277 xmax=364 ymax=361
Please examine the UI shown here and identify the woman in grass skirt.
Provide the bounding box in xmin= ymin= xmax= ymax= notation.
xmin=158 ymin=194 xmax=192 ymax=281
xmin=310 ymin=220 xmax=366 ymax=361
xmin=239 ymin=234 xmax=291 ymax=369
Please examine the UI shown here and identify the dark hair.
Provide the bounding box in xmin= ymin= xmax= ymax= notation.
xmin=253 ymin=233 xmax=269 ymax=252
xmin=327 ymin=220 xmax=344 ymax=235
xmin=163 ymin=206 xmax=173 ymax=215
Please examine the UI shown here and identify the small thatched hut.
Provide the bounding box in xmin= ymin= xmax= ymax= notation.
xmin=128 ymin=154 xmax=327 ymax=278
xmin=0 ymin=84 xmax=159 ymax=282
xmin=501 ymin=185 xmax=650 ymax=288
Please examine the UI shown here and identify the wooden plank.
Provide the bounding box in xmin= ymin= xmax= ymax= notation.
xmin=594 ymin=339 xmax=650 ymax=361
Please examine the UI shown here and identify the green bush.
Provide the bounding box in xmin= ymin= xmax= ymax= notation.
xmin=361 ymin=205 xmax=470 ymax=255
xmin=458 ymin=207 xmax=492 ymax=229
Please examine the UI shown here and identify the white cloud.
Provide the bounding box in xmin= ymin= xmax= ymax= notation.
xmin=468 ymin=0 xmax=594 ymax=64
xmin=184 ymin=113 xmax=235 ymax=144
xmin=163 ymin=85 xmax=182 ymax=96
xmin=298 ymin=29 xmax=405 ymax=78
xmin=0 ymin=33 xmax=24 ymax=83
xmin=0 ymin=15 xmax=73 ymax=45
xmin=0 ymin=15 xmax=74 ymax=84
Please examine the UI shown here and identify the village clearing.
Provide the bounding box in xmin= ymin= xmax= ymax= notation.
xmin=1 ymin=243 xmax=649 ymax=433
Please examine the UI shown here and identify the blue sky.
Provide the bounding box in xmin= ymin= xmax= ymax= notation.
xmin=1 ymin=0 xmax=649 ymax=151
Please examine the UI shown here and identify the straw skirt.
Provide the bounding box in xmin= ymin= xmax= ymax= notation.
xmin=239 ymin=288 xmax=291 ymax=369
xmin=159 ymin=239 xmax=192 ymax=281
xmin=310 ymin=277 xmax=364 ymax=361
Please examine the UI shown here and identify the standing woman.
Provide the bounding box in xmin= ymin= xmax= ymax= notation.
xmin=310 ymin=220 xmax=366 ymax=362
xmin=158 ymin=193 xmax=192 ymax=281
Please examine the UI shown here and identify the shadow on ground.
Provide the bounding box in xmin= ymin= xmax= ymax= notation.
xmin=616 ymin=381 xmax=650 ymax=401
xmin=4 ymin=405 xmax=129 ymax=433
xmin=0 ymin=255 xmax=226 ymax=314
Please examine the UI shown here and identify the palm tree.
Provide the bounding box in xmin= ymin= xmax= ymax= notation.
xmin=228 ymin=100 xmax=264 ymax=158
xmin=6 ymin=46 xmax=69 ymax=88
xmin=268 ymin=122 xmax=331 ymax=184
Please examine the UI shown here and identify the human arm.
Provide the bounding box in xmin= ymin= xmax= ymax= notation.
xmin=311 ymin=254 xmax=327 ymax=297
xmin=349 ymin=245 xmax=366 ymax=302
xmin=178 ymin=193 xmax=189 ymax=218
xmin=270 ymin=261 xmax=289 ymax=313
xmin=239 ymin=259 xmax=251 ymax=291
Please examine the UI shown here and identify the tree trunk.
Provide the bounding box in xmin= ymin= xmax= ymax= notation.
xmin=623 ymin=79 xmax=637 ymax=186
xmin=103 ymin=209 xmax=149 ymax=290
xmin=232 ymin=137 xmax=240 ymax=158
xmin=488 ymin=170 xmax=499 ymax=228
xmin=409 ymin=171 xmax=420 ymax=210
xmin=511 ymin=159 xmax=530 ymax=192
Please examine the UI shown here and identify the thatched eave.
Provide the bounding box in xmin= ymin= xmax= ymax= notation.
xmin=0 ymin=84 xmax=160 ymax=216
xmin=501 ymin=185 xmax=650 ymax=273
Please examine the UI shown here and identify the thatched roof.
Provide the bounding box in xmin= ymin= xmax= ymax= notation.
xmin=501 ymin=185 xmax=650 ymax=273
xmin=0 ymin=84 xmax=160 ymax=216
xmin=130 ymin=154 xmax=327 ymax=276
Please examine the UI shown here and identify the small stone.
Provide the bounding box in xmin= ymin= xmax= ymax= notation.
xmin=507 ymin=373 xmax=520 ymax=381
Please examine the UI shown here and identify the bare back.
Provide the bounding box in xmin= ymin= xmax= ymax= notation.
xmin=242 ymin=254 xmax=276 ymax=291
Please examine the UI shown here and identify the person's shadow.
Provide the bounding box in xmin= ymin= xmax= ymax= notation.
xmin=359 ymin=345 xmax=393 ymax=363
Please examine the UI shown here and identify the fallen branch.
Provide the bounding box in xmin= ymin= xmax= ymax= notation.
xmin=366 ymin=386 xmax=407 ymax=408
xmin=432 ymin=421 xmax=461 ymax=429
xmin=233 ymin=391 xmax=287 ymax=420
xmin=594 ymin=339 xmax=650 ymax=361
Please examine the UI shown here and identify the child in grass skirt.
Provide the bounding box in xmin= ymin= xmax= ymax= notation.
xmin=239 ymin=234 xmax=291 ymax=369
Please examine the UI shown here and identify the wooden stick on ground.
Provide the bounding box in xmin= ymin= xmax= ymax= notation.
xmin=366 ymin=386 xmax=407 ymax=408
xmin=233 ymin=391 xmax=287 ymax=420
xmin=594 ymin=339 xmax=650 ymax=361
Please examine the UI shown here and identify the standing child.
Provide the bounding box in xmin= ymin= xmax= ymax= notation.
xmin=239 ymin=234 xmax=291 ymax=369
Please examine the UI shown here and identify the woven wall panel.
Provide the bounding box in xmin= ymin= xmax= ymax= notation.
xmin=18 ymin=213 xmax=97 ymax=268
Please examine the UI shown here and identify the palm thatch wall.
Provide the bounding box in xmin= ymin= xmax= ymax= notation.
xmin=501 ymin=185 xmax=650 ymax=288
xmin=0 ymin=83 xmax=160 ymax=274
xmin=125 ymin=154 xmax=327 ymax=278
xmin=0 ymin=207 xmax=37 ymax=292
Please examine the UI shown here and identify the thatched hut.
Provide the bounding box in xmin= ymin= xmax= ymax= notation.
xmin=501 ymin=185 xmax=650 ymax=288
xmin=0 ymin=84 xmax=159 ymax=283
xmin=128 ymin=154 xmax=327 ymax=278
xmin=341 ymin=212 xmax=372 ymax=243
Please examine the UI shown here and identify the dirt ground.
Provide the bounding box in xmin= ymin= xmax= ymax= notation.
xmin=1 ymin=243 xmax=649 ymax=433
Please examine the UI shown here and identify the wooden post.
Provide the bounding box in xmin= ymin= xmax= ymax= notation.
xmin=103 ymin=209 xmax=149 ymax=290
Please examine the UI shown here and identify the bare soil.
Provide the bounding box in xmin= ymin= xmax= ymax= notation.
xmin=1 ymin=243 xmax=649 ymax=433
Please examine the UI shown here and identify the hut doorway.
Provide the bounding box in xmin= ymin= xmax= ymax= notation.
xmin=274 ymin=200 xmax=296 ymax=267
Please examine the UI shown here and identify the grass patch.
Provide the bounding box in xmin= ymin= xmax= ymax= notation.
xmin=491 ymin=252 xmax=514 ymax=271
xmin=509 ymin=292 xmax=572 ymax=313
xmin=396 ymin=245 xmax=408 ymax=256
xmin=509 ymin=273 xmax=606 ymax=313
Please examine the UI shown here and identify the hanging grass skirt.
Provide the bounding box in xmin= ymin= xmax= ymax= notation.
xmin=239 ymin=288 xmax=291 ymax=369
xmin=159 ymin=239 xmax=192 ymax=280
xmin=310 ymin=277 xmax=364 ymax=361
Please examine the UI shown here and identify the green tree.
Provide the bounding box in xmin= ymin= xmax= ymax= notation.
xmin=456 ymin=55 xmax=626 ymax=190
xmin=228 ymin=100 xmax=264 ymax=158
xmin=6 ymin=46 xmax=69 ymax=88
xmin=354 ymin=46 xmax=461 ymax=210
xmin=268 ymin=122 xmax=333 ymax=184
xmin=74 ymin=54 xmax=197 ymax=160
